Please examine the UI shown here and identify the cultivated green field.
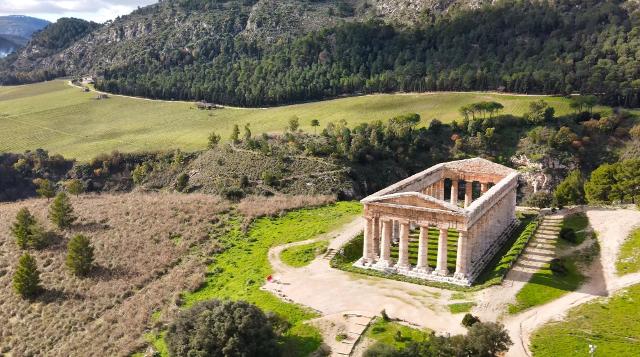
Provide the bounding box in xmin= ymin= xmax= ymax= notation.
xmin=0 ymin=80 xmax=594 ymax=160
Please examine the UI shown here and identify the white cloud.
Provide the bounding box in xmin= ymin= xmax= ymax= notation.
xmin=0 ymin=0 xmax=158 ymax=23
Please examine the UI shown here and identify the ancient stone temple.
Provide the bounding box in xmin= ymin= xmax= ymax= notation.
xmin=354 ymin=158 xmax=519 ymax=286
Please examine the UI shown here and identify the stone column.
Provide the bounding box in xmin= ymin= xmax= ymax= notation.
xmin=454 ymin=231 xmax=469 ymax=280
xmin=379 ymin=219 xmax=392 ymax=266
xmin=372 ymin=217 xmax=380 ymax=258
xmin=450 ymin=179 xmax=459 ymax=205
xmin=480 ymin=182 xmax=489 ymax=194
xmin=392 ymin=220 xmax=400 ymax=243
xmin=416 ymin=225 xmax=430 ymax=271
xmin=362 ymin=217 xmax=374 ymax=263
xmin=434 ymin=228 xmax=449 ymax=275
xmin=396 ymin=221 xmax=410 ymax=269
xmin=464 ymin=181 xmax=473 ymax=207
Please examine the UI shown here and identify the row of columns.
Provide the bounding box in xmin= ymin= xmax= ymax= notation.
xmin=362 ymin=217 xmax=471 ymax=278
xmin=422 ymin=179 xmax=492 ymax=208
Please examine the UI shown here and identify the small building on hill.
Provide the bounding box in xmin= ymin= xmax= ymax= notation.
xmin=354 ymin=158 xmax=519 ymax=286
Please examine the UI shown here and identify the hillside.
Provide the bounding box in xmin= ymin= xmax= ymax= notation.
xmin=0 ymin=193 xmax=230 ymax=356
xmin=0 ymin=15 xmax=50 ymax=38
xmin=0 ymin=80 xmax=590 ymax=160
xmin=0 ymin=15 xmax=50 ymax=58
xmin=1 ymin=0 xmax=639 ymax=107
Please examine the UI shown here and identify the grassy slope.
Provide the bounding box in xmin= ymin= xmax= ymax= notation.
xmin=508 ymin=214 xmax=590 ymax=314
xmin=0 ymin=80 xmax=592 ymax=160
xmin=163 ymin=202 xmax=363 ymax=356
xmin=531 ymin=284 xmax=640 ymax=357
xmin=281 ymin=240 xmax=329 ymax=268
xmin=617 ymin=227 xmax=640 ymax=275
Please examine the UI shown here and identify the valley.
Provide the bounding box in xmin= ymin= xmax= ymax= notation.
xmin=1 ymin=80 xmax=598 ymax=160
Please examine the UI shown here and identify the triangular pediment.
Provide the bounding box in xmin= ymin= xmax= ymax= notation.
xmin=366 ymin=192 xmax=464 ymax=213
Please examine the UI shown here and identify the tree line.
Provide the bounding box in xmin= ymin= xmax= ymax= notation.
xmin=90 ymin=0 xmax=640 ymax=107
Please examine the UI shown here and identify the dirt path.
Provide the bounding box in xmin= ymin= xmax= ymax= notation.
xmin=474 ymin=214 xmax=564 ymax=322
xmin=265 ymin=208 xmax=640 ymax=356
xmin=502 ymin=208 xmax=640 ymax=357
xmin=263 ymin=217 xmax=466 ymax=338
xmin=66 ymin=80 xmax=258 ymax=110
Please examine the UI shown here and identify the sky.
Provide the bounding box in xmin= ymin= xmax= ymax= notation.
xmin=0 ymin=0 xmax=159 ymax=23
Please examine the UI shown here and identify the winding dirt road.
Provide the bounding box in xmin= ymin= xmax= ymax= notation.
xmin=263 ymin=207 xmax=640 ymax=356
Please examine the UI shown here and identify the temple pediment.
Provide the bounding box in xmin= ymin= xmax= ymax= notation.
xmin=365 ymin=192 xmax=464 ymax=214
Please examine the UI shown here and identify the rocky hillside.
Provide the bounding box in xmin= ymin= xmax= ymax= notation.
xmin=0 ymin=0 xmax=485 ymax=79
xmin=2 ymin=0 xmax=640 ymax=107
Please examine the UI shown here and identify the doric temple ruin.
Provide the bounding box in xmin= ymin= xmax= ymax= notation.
xmin=354 ymin=158 xmax=519 ymax=286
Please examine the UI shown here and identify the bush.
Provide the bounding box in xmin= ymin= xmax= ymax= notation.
xmin=49 ymin=192 xmax=76 ymax=229
xmin=550 ymin=258 xmax=568 ymax=275
xmin=34 ymin=178 xmax=56 ymax=200
xmin=363 ymin=342 xmax=400 ymax=357
xmin=11 ymin=208 xmax=51 ymax=249
xmin=166 ymin=300 xmax=279 ymax=357
xmin=13 ymin=253 xmax=41 ymax=299
xmin=559 ymin=227 xmax=577 ymax=243
xmin=462 ymin=313 xmax=481 ymax=327
xmin=175 ymin=173 xmax=189 ymax=192
xmin=64 ymin=179 xmax=85 ymax=196
xmin=466 ymin=322 xmax=513 ymax=356
xmin=66 ymin=234 xmax=94 ymax=276
xmin=525 ymin=191 xmax=553 ymax=208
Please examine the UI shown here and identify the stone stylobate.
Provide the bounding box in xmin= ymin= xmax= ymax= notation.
xmin=354 ymin=158 xmax=519 ymax=286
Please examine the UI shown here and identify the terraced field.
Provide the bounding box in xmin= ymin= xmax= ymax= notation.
xmin=0 ymin=80 xmax=590 ymax=160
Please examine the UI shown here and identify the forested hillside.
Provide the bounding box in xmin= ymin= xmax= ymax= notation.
xmin=2 ymin=0 xmax=640 ymax=107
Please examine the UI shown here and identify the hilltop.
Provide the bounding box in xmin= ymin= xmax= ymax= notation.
xmin=1 ymin=0 xmax=639 ymax=107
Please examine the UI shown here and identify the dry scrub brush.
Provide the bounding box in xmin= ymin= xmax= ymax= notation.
xmin=0 ymin=193 xmax=229 ymax=356
xmin=238 ymin=194 xmax=336 ymax=228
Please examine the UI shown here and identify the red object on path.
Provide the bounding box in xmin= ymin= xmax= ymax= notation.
xmin=266 ymin=275 xmax=273 ymax=282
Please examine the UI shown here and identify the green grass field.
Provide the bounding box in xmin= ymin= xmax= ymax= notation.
xmin=531 ymin=284 xmax=640 ymax=356
xmin=448 ymin=302 xmax=476 ymax=314
xmin=365 ymin=318 xmax=431 ymax=350
xmin=177 ymin=202 xmax=361 ymax=355
xmin=281 ymin=240 xmax=329 ymax=268
xmin=616 ymin=227 xmax=640 ymax=275
xmin=0 ymin=80 xmax=595 ymax=160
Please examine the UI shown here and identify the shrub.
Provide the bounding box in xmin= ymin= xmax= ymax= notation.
xmin=64 ymin=179 xmax=85 ymax=196
xmin=550 ymin=258 xmax=568 ymax=275
xmin=524 ymin=191 xmax=553 ymax=208
xmin=66 ymin=234 xmax=94 ymax=277
xmin=381 ymin=309 xmax=390 ymax=321
xmin=166 ymin=300 xmax=279 ymax=357
xmin=34 ymin=178 xmax=56 ymax=200
xmin=462 ymin=313 xmax=481 ymax=327
xmin=13 ymin=253 xmax=41 ymax=299
xmin=554 ymin=170 xmax=585 ymax=206
xmin=559 ymin=227 xmax=577 ymax=243
xmin=11 ymin=208 xmax=37 ymax=249
xmin=363 ymin=342 xmax=399 ymax=357
xmin=175 ymin=173 xmax=189 ymax=192
xmin=49 ymin=192 xmax=76 ymax=229
xmin=208 ymin=131 xmax=221 ymax=148
xmin=465 ymin=322 xmax=513 ymax=356
xmin=11 ymin=208 xmax=50 ymax=249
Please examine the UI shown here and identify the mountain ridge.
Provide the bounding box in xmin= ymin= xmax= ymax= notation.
xmin=1 ymin=0 xmax=640 ymax=107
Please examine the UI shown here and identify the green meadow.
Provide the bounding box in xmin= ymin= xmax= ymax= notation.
xmin=1 ymin=80 xmax=590 ymax=160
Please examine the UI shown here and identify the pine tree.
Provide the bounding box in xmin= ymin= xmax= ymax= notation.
xmin=13 ymin=253 xmax=41 ymax=299
xmin=66 ymin=234 xmax=94 ymax=277
xmin=11 ymin=208 xmax=36 ymax=249
xmin=34 ymin=178 xmax=56 ymax=201
xmin=65 ymin=179 xmax=85 ymax=197
xmin=48 ymin=192 xmax=76 ymax=229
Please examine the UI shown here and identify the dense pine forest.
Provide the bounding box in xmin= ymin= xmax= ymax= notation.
xmin=97 ymin=0 xmax=640 ymax=107
xmin=2 ymin=0 xmax=640 ymax=108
